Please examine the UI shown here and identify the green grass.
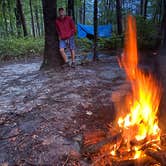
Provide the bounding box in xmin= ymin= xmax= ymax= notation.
xmin=0 ymin=37 xmax=44 ymax=61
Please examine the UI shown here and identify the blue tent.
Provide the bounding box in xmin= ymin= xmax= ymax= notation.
xmin=77 ymin=23 xmax=112 ymax=39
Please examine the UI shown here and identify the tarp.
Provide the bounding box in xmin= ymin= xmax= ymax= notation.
xmin=77 ymin=23 xmax=112 ymax=39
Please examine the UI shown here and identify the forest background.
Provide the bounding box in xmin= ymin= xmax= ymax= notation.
xmin=0 ymin=0 xmax=165 ymax=62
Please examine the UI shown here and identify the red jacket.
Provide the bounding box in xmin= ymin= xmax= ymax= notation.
xmin=55 ymin=16 xmax=76 ymax=40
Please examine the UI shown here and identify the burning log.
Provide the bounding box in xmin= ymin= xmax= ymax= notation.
xmin=145 ymin=149 xmax=166 ymax=165
xmin=112 ymin=157 xmax=158 ymax=166
xmin=82 ymin=132 xmax=122 ymax=155
xmin=83 ymin=130 xmax=106 ymax=146
xmin=83 ymin=15 xmax=165 ymax=165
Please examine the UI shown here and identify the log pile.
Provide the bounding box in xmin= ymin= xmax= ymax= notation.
xmin=81 ymin=130 xmax=166 ymax=166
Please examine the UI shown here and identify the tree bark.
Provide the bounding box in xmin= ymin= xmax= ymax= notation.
xmin=41 ymin=0 xmax=63 ymax=68
xmin=140 ymin=0 xmax=144 ymax=16
xmin=67 ymin=0 xmax=75 ymax=21
xmin=29 ymin=0 xmax=35 ymax=37
xmin=116 ymin=0 xmax=123 ymax=35
xmin=16 ymin=0 xmax=28 ymax=36
xmin=7 ymin=0 xmax=14 ymax=35
xmin=14 ymin=7 xmax=22 ymax=37
xmin=143 ymin=0 xmax=148 ymax=19
xmin=93 ymin=0 xmax=98 ymax=61
xmin=35 ymin=6 xmax=40 ymax=36
xmin=161 ymin=0 xmax=166 ymax=46
xmin=2 ymin=0 xmax=8 ymax=36
xmin=83 ymin=0 xmax=86 ymax=24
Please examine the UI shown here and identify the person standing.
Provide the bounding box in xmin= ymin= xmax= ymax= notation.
xmin=55 ymin=7 xmax=76 ymax=67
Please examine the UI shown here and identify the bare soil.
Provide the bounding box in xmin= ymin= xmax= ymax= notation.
xmin=0 ymin=49 xmax=166 ymax=165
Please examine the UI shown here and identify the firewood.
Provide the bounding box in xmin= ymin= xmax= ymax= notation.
xmin=161 ymin=134 xmax=166 ymax=146
xmin=83 ymin=130 xmax=106 ymax=146
xmin=82 ymin=133 xmax=122 ymax=155
xmin=139 ymin=140 xmax=160 ymax=151
xmin=145 ymin=149 xmax=166 ymax=165
xmin=112 ymin=156 xmax=158 ymax=166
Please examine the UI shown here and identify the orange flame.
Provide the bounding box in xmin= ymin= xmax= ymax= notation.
xmin=117 ymin=15 xmax=161 ymax=158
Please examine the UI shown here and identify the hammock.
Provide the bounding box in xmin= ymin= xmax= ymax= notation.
xmin=77 ymin=23 xmax=112 ymax=39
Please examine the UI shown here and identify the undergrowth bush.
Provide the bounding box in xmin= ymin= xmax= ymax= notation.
xmin=136 ymin=16 xmax=161 ymax=49
xmin=0 ymin=37 xmax=44 ymax=61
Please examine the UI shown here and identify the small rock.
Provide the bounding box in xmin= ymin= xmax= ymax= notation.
xmin=86 ymin=111 xmax=92 ymax=116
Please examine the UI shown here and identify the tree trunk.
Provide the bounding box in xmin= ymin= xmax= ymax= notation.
xmin=140 ymin=0 xmax=143 ymax=15
xmin=161 ymin=0 xmax=166 ymax=46
xmin=35 ymin=6 xmax=40 ymax=36
xmin=93 ymin=0 xmax=98 ymax=61
xmin=29 ymin=0 xmax=35 ymax=37
xmin=116 ymin=0 xmax=123 ymax=35
xmin=16 ymin=0 xmax=28 ymax=36
xmin=39 ymin=6 xmax=44 ymax=36
xmin=2 ymin=0 xmax=8 ymax=36
xmin=83 ymin=0 xmax=86 ymax=24
xmin=79 ymin=7 xmax=83 ymax=24
xmin=7 ymin=0 xmax=14 ymax=35
xmin=67 ymin=0 xmax=75 ymax=21
xmin=14 ymin=7 xmax=22 ymax=37
xmin=143 ymin=0 xmax=148 ymax=19
xmin=41 ymin=0 xmax=63 ymax=68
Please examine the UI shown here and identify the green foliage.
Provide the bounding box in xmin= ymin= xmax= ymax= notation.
xmin=75 ymin=38 xmax=93 ymax=52
xmin=136 ymin=16 xmax=160 ymax=49
xmin=97 ymin=34 xmax=124 ymax=50
xmin=75 ymin=34 xmax=124 ymax=52
xmin=0 ymin=37 xmax=44 ymax=61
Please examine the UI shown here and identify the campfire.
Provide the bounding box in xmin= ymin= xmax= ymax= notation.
xmin=82 ymin=15 xmax=166 ymax=165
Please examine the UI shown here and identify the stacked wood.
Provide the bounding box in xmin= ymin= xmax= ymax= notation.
xmin=82 ymin=130 xmax=122 ymax=155
xmin=81 ymin=129 xmax=166 ymax=165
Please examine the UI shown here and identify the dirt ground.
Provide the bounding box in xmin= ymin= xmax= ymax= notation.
xmin=0 ymin=49 xmax=166 ymax=165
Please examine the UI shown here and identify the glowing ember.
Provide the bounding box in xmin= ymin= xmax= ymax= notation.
xmin=113 ymin=15 xmax=162 ymax=159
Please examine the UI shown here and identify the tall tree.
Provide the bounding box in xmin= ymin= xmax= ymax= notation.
xmin=83 ymin=0 xmax=86 ymax=24
xmin=116 ymin=0 xmax=122 ymax=35
xmin=2 ymin=0 xmax=8 ymax=36
xmin=140 ymin=0 xmax=144 ymax=15
xmin=140 ymin=0 xmax=148 ymax=19
xmin=29 ymin=0 xmax=35 ymax=37
xmin=16 ymin=0 xmax=28 ymax=36
xmin=14 ymin=7 xmax=22 ymax=37
xmin=143 ymin=0 xmax=148 ymax=19
xmin=41 ymin=0 xmax=63 ymax=68
xmin=7 ymin=0 xmax=14 ymax=35
xmin=67 ymin=0 xmax=75 ymax=21
xmin=93 ymin=0 xmax=98 ymax=60
xmin=161 ymin=0 xmax=166 ymax=46
xmin=35 ymin=6 xmax=41 ymax=36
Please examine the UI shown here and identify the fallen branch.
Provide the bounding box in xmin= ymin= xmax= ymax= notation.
xmin=82 ymin=132 xmax=122 ymax=155
xmin=0 ymin=132 xmax=23 ymax=141
xmin=112 ymin=157 xmax=158 ymax=166
xmin=145 ymin=149 xmax=166 ymax=165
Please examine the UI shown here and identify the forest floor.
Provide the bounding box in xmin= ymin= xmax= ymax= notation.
xmin=0 ymin=48 xmax=166 ymax=165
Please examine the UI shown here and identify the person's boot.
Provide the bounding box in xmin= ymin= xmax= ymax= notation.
xmin=62 ymin=62 xmax=69 ymax=68
xmin=71 ymin=61 xmax=76 ymax=68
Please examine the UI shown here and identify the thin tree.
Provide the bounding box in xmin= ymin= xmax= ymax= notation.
xmin=35 ymin=6 xmax=41 ymax=36
xmin=29 ymin=0 xmax=35 ymax=37
xmin=116 ymin=0 xmax=122 ymax=35
xmin=140 ymin=0 xmax=148 ymax=19
xmin=7 ymin=0 xmax=14 ymax=35
xmin=2 ymin=0 xmax=8 ymax=36
xmin=93 ymin=0 xmax=98 ymax=61
xmin=67 ymin=0 xmax=75 ymax=21
xmin=83 ymin=0 xmax=86 ymax=24
xmin=143 ymin=0 xmax=148 ymax=19
xmin=16 ymin=0 xmax=28 ymax=36
xmin=41 ymin=0 xmax=63 ymax=68
xmin=14 ymin=7 xmax=22 ymax=37
xmin=161 ymin=0 xmax=166 ymax=46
